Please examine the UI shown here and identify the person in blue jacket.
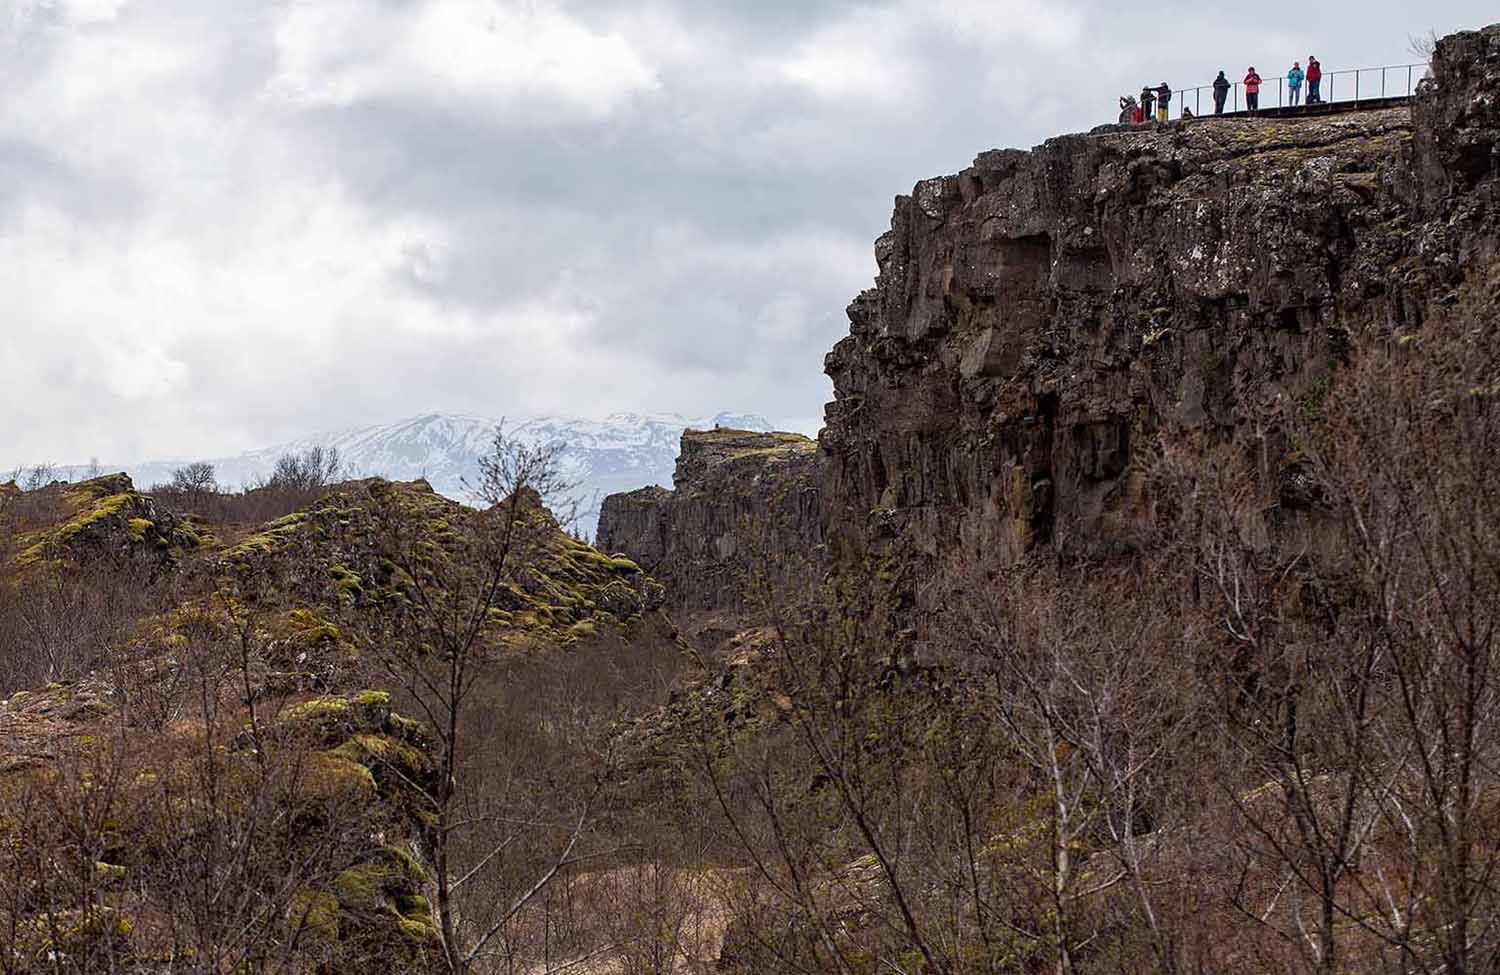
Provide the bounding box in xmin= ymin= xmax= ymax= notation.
xmin=1288 ymin=61 xmax=1305 ymax=106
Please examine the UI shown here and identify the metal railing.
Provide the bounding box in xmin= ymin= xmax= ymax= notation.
xmin=1137 ymin=62 xmax=1426 ymax=121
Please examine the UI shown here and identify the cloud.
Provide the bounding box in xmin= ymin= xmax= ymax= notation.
xmin=1 ymin=0 xmax=1496 ymax=466
xmin=270 ymin=0 xmax=659 ymax=122
xmin=773 ymin=0 xmax=1083 ymax=105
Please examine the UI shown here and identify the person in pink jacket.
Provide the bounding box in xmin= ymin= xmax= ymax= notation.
xmin=1244 ymin=67 xmax=1263 ymax=112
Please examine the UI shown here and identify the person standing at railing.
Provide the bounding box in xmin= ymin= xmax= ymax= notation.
xmin=1141 ymin=86 xmax=1156 ymax=124
xmin=1288 ymin=61 xmax=1305 ymax=106
xmin=1244 ymin=67 xmax=1263 ymax=112
xmin=1156 ymin=82 xmax=1172 ymax=122
xmin=1306 ymin=56 xmax=1322 ymax=103
xmin=1213 ymin=71 xmax=1231 ymax=114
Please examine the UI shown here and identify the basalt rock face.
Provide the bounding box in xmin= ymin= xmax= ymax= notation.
xmin=820 ymin=22 xmax=1500 ymax=573
xmin=1412 ymin=25 xmax=1500 ymax=279
xmin=598 ymin=429 xmax=822 ymax=612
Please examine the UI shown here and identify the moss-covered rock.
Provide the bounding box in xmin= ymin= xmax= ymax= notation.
xmin=10 ymin=473 xmax=196 ymax=568
xmin=289 ymin=887 xmax=341 ymax=944
xmin=210 ymin=478 xmax=664 ymax=648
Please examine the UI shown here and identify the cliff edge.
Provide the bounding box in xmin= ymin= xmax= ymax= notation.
xmin=819 ymin=23 xmax=1500 ymax=574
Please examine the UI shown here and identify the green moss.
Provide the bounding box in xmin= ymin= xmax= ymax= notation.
xmin=16 ymin=485 xmax=144 ymax=563
xmin=57 ymin=492 xmax=134 ymax=540
xmin=352 ymin=690 xmax=391 ymax=709
xmin=388 ymin=713 xmax=426 ymax=739
xmin=564 ymin=545 xmax=616 ymax=569
xmin=289 ymin=888 xmax=340 ymax=944
xmin=304 ymin=752 xmax=378 ymax=800
xmin=329 ymin=563 xmax=364 ymax=602
xmin=280 ymin=690 xmax=399 ymax=742
xmin=287 ymin=696 xmax=354 ymax=726
xmin=94 ymin=861 xmax=126 ymax=887
xmin=332 ymin=733 xmax=430 ymax=781
xmin=396 ymin=913 xmax=440 ymax=943
xmin=1299 ymin=357 xmax=1342 ymax=424
xmin=287 ymin=608 xmax=341 ymax=644
xmin=333 ymin=843 xmax=430 ymax=914
xmin=224 ymin=511 xmax=309 ymax=559
xmin=333 ymin=861 xmax=390 ymax=912
xmin=285 ymin=693 xmax=391 ymax=740
xmin=19 ymin=905 xmax=132 ymax=956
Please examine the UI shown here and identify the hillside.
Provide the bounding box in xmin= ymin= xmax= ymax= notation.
xmin=0 ymin=469 xmax=676 ymax=970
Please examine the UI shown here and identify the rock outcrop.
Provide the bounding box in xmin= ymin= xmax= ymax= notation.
xmin=598 ymin=429 xmax=822 ymax=612
xmin=819 ymin=23 xmax=1500 ymax=574
xmin=11 ymin=473 xmax=196 ymax=568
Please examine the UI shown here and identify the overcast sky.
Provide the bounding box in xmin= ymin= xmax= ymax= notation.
xmin=2 ymin=0 xmax=1492 ymax=464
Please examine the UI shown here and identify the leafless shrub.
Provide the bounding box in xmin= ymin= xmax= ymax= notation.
xmin=7 ymin=463 xmax=61 ymax=492
xmin=265 ymin=445 xmax=346 ymax=494
xmin=169 ymin=460 xmax=218 ymax=498
xmin=1409 ymin=29 xmax=1440 ymax=67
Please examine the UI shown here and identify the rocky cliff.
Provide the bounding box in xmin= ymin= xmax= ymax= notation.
xmin=819 ymin=23 xmax=1500 ymax=573
xmin=597 ymin=429 xmax=822 ymax=612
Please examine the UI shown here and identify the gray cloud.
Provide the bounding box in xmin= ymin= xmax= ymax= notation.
xmin=2 ymin=0 xmax=1494 ymax=465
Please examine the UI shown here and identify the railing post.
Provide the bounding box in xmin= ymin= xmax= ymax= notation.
xmin=1382 ymin=67 xmax=1386 ymax=98
xmin=1355 ymin=70 xmax=1360 ymax=102
xmin=1409 ymin=64 xmax=1413 ymax=96
xmin=1278 ymin=77 xmax=1283 ymax=108
xmin=1234 ymin=83 xmax=1239 ymax=112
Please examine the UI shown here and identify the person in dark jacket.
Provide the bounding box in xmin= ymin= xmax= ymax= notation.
xmin=1306 ymin=56 xmax=1323 ymax=103
xmin=1212 ymin=70 xmax=1231 ymax=113
xmin=1140 ymin=85 xmax=1156 ymax=122
xmin=1155 ymin=81 xmax=1172 ymax=122
xmin=1243 ymin=66 xmax=1263 ymax=112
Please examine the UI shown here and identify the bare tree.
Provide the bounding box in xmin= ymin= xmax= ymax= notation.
xmin=1299 ymin=324 xmax=1500 ymax=974
xmin=1144 ymin=440 xmax=1390 ymax=975
xmin=169 ymin=460 xmax=219 ymax=503
xmin=1408 ymin=29 xmax=1440 ymax=67
xmin=267 ymin=445 xmax=346 ymax=494
xmin=18 ymin=463 xmax=59 ymax=492
xmin=366 ymin=424 xmax=600 ymax=973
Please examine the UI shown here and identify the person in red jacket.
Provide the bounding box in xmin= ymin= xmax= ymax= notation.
xmin=1307 ymin=56 xmax=1323 ymax=103
xmin=1244 ymin=66 xmax=1263 ymax=112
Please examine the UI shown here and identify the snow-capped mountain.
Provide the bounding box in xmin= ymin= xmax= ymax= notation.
xmin=60 ymin=412 xmax=773 ymax=537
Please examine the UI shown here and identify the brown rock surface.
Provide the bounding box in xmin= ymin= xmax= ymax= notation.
xmin=819 ymin=23 xmax=1500 ymax=576
xmin=597 ymin=429 xmax=822 ymax=612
